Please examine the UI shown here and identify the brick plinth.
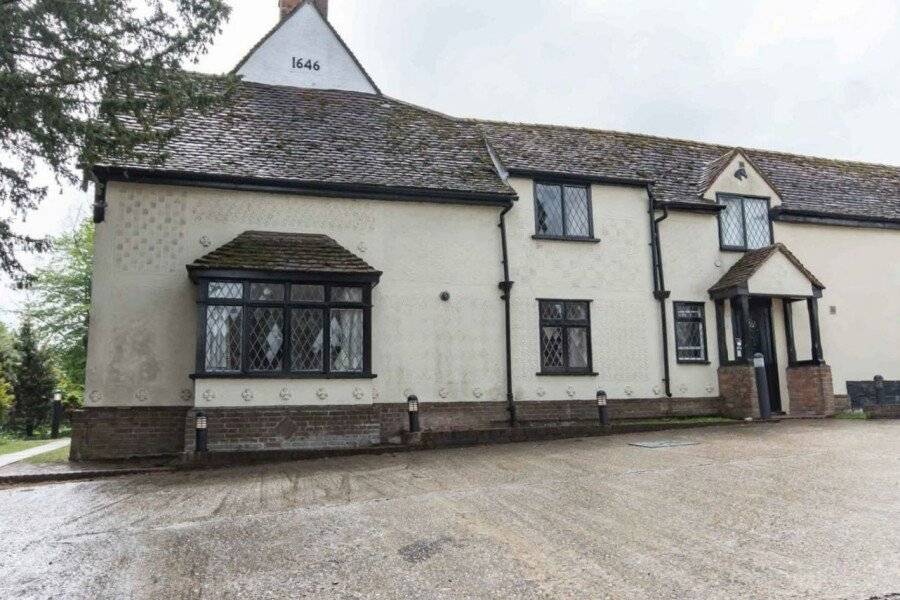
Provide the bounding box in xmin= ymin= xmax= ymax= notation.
xmin=70 ymin=407 xmax=189 ymax=461
xmin=718 ymin=364 xmax=759 ymax=419
xmin=786 ymin=364 xmax=835 ymax=417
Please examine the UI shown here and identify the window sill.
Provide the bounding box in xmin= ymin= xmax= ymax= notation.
xmin=190 ymin=372 xmax=378 ymax=380
xmin=532 ymin=235 xmax=600 ymax=243
xmin=536 ymin=371 xmax=599 ymax=377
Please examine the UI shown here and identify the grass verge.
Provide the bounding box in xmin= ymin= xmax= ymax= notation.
xmin=23 ymin=445 xmax=71 ymax=464
xmin=834 ymin=411 xmax=868 ymax=420
xmin=0 ymin=437 xmax=54 ymax=456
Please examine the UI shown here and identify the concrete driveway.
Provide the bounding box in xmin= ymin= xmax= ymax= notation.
xmin=1 ymin=420 xmax=898 ymax=599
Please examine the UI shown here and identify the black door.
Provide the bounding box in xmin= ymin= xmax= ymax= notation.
xmin=748 ymin=298 xmax=782 ymax=412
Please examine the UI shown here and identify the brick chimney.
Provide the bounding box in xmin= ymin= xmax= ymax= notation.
xmin=279 ymin=0 xmax=328 ymax=20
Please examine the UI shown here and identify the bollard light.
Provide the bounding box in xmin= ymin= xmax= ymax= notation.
xmin=53 ymin=390 xmax=62 ymax=403
xmin=195 ymin=411 xmax=208 ymax=453
xmin=407 ymin=395 xmax=420 ymax=433
xmin=597 ymin=390 xmax=610 ymax=428
xmin=753 ymin=353 xmax=771 ymax=420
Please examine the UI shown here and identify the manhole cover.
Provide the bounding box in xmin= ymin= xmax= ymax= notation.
xmin=629 ymin=440 xmax=699 ymax=448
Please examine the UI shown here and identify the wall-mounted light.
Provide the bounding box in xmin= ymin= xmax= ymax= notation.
xmin=407 ymin=395 xmax=420 ymax=433
xmin=195 ymin=411 xmax=208 ymax=453
xmin=597 ymin=390 xmax=609 ymax=428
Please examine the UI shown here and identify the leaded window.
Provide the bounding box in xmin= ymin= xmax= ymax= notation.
xmin=534 ymin=183 xmax=593 ymax=239
xmin=674 ymin=302 xmax=707 ymax=363
xmin=718 ymin=195 xmax=772 ymax=251
xmin=538 ymin=300 xmax=593 ymax=374
xmin=198 ymin=279 xmax=371 ymax=378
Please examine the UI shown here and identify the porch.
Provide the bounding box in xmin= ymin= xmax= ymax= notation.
xmin=708 ymin=244 xmax=835 ymax=419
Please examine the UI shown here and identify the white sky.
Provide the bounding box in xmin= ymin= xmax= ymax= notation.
xmin=3 ymin=0 xmax=898 ymax=325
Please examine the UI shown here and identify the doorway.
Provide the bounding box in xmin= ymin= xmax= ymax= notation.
xmin=747 ymin=297 xmax=782 ymax=413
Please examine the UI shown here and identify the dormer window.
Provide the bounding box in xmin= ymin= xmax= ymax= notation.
xmin=718 ymin=194 xmax=773 ymax=251
xmin=533 ymin=182 xmax=595 ymax=241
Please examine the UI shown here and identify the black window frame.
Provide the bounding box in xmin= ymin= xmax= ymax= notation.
xmin=673 ymin=301 xmax=709 ymax=364
xmin=536 ymin=299 xmax=596 ymax=376
xmin=193 ymin=274 xmax=375 ymax=380
xmin=716 ymin=193 xmax=774 ymax=252
xmin=532 ymin=181 xmax=598 ymax=242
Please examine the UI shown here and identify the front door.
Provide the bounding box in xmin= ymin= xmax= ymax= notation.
xmin=748 ymin=297 xmax=782 ymax=412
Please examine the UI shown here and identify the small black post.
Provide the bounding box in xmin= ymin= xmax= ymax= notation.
xmin=874 ymin=375 xmax=885 ymax=405
xmin=407 ymin=395 xmax=420 ymax=433
xmin=596 ymin=390 xmax=610 ymax=428
xmin=753 ymin=353 xmax=771 ymax=420
xmin=195 ymin=411 xmax=208 ymax=453
xmin=51 ymin=391 xmax=63 ymax=439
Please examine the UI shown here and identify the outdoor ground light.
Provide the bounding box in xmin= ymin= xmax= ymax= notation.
xmin=596 ymin=390 xmax=610 ymax=428
xmin=195 ymin=411 xmax=208 ymax=453
xmin=407 ymin=395 xmax=420 ymax=433
xmin=53 ymin=390 xmax=62 ymax=402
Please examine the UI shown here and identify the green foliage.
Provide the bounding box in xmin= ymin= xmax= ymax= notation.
xmin=9 ymin=319 xmax=56 ymax=436
xmin=29 ymin=219 xmax=93 ymax=401
xmin=0 ymin=0 xmax=236 ymax=280
xmin=0 ymin=376 xmax=12 ymax=425
xmin=0 ymin=322 xmax=15 ymax=383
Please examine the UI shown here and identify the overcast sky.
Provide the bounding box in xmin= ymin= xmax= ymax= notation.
xmin=3 ymin=0 xmax=898 ymax=324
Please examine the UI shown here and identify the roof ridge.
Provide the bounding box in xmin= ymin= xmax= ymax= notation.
xmin=471 ymin=117 xmax=900 ymax=171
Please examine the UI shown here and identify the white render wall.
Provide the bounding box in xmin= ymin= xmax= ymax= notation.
xmin=237 ymin=3 xmax=377 ymax=93
xmin=85 ymin=183 xmax=505 ymax=409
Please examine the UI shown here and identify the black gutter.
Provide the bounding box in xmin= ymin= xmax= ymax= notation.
xmin=505 ymin=168 xmax=654 ymax=187
xmin=647 ymin=186 xmax=672 ymax=398
xmin=661 ymin=201 xmax=725 ymax=214
xmin=498 ymin=203 xmax=516 ymax=426
xmin=91 ymin=166 xmax=517 ymax=208
xmin=771 ymin=206 xmax=900 ymax=230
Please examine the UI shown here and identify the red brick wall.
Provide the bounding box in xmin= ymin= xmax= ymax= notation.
xmin=70 ymin=407 xmax=189 ymax=461
xmin=786 ymin=364 xmax=835 ymax=417
xmin=718 ymin=365 xmax=759 ymax=419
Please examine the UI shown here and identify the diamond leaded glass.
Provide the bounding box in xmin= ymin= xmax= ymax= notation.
xmin=249 ymin=283 xmax=285 ymax=302
xmin=330 ymin=309 xmax=363 ymax=372
xmin=563 ymin=186 xmax=591 ymax=237
xmin=535 ymin=183 xmax=563 ymax=236
xmin=205 ymin=305 xmax=242 ymax=371
xmin=208 ymin=281 xmax=243 ymax=300
xmin=247 ymin=307 xmax=284 ymax=371
xmin=290 ymin=309 xmax=324 ymax=372
xmin=540 ymin=301 xmax=564 ymax=321
xmin=565 ymin=302 xmax=589 ymax=321
xmin=744 ymin=198 xmax=772 ymax=249
xmin=719 ymin=196 xmax=745 ymax=248
xmin=541 ymin=326 xmax=564 ymax=369
xmin=674 ymin=302 xmax=706 ymax=361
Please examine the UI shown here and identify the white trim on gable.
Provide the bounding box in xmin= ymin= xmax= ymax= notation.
xmin=236 ymin=2 xmax=379 ymax=93
xmin=701 ymin=151 xmax=782 ymax=207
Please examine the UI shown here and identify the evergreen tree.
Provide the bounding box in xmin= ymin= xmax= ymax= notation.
xmin=29 ymin=219 xmax=93 ymax=399
xmin=10 ymin=318 xmax=55 ymax=437
xmin=1 ymin=0 xmax=235 ymax=281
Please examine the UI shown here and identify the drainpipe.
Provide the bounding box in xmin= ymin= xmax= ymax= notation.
xmin=498 ymin=203 xmax=517 ymax=426
xmin=647 ymin=186 xmax=672 ymax=397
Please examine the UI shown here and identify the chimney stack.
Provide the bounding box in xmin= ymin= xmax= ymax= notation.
xmin=280 ymin=0 xmax=328 ymax=20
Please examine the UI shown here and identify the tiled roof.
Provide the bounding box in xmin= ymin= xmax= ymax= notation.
xmin=188 ymin=231 xmax=380 ymax=276
xmin=97 ymin=79 xmax=900 ymax=222
xmin=709 ymin=243 xmax=824 ymax=294
xmin=99 ymin=82 xmax=515 ymax=201
xmin=476 ymin=120 xmax=900 ymax=221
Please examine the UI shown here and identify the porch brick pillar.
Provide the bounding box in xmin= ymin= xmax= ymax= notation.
xmin=786 ymin=363 xmax=835 ymax=417
xmin=717 ymin=364 xmax=760 ymax=419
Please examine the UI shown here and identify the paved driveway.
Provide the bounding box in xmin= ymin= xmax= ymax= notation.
xmin=1 ymin=420 xmax=898 ymax=599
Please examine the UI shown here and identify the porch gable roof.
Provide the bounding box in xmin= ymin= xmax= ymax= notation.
xmin=708 ymin=243 xmax=825 ymax=298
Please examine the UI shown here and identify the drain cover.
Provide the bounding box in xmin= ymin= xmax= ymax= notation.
xmin=629 ymin=440 xmax=699 ymax=448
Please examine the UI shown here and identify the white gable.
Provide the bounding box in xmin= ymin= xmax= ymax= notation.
xmin=747 ymin=251 xmax=815 ymax=297
xmin=236 ymin=2 xmax=378 ymax=93
xmin=702 ymin=152 xmax=781 ymax=206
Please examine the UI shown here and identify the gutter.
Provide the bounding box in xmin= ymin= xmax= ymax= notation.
xmin=90 ymin=166 xmax=517 ymax=213
xmin=647 ymin=185 xmax=673 ymax=398
xmin=498 ymin=202 xmax=516 ymax=426
xmin=771 ymin=206 xmax=900 ymax=230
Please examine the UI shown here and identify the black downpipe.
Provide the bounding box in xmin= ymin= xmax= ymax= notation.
xmin=498 ymin=203 xmax=517 ymax=426
xmin=647 ymin=187 xmax=673 ymax=398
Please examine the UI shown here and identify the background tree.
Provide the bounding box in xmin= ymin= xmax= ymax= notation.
xmin=9 ymin=318 xmax=55 ymax=437
xmin=0 ymin=323 xmax=15 ymax=427
xmin=1 ymin=0 xmax=235 ymax=281
xmin=28 ymin=219 xmax=93 ymax=401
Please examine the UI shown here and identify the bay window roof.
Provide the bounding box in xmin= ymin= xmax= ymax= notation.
xmin=187 ymin=231 xmax=381 ymax=281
